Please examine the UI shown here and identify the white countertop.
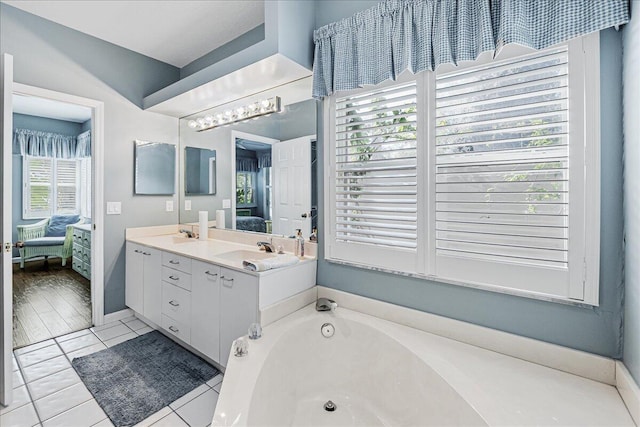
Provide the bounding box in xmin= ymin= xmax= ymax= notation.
xmin=126 ymin=234 xmax=315 ymax=276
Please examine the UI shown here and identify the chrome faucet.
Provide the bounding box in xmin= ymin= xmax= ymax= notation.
xmin=316 ymin=297 xmax=337 ymax=312
xmin=257 ymin=241 xmax=276 ymax=253
xmin=179 ymin=228 xmax=197 ymax=238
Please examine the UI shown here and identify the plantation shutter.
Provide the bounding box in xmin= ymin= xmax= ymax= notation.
xmin=55 ymin=159 xmax=78 ymax=214
xmin=433 ymin=45 xmax=578 ymax=297
xmin=328 ymin=80 xmax=423 ymax=273
xmin=25 ymin=157 xmax=53 ymax=218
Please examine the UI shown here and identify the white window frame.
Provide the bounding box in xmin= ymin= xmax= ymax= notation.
xmin=23 ymin=155 xmax=90 ymax=219
xmin=324 ymin=34 xmax=600 ymax=305
xmin=236 ymin=170 xmax=257 ymax=208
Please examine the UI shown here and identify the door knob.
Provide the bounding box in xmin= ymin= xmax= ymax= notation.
xmin=301 ymin=212 xmax=309 ymax=218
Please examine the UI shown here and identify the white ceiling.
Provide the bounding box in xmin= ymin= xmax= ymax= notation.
xmin=2 ymin=0 xmax=265 ymax=68
xmin=13 ymin=94 xmax=92 ymax=123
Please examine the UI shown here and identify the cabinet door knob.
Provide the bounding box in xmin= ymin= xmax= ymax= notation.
xmin=169 ymin=300 xmax=180 ymax=307
xmin=205 ymin=271 xmax=218 ymax=278
xmin=168 ymin=275 xmax=179 ymax=281
xmin=134 ymin=249 xmax=141 ymax=253
xmin=168 ymin=326 xmax=179 ymax=333
xmin=169 ymin=260 xmax=179 ymax=265
xmin=221 ymin=277 xmax=234 ymax=287
xmin=143 ymin=252 xmax=151 ymax=256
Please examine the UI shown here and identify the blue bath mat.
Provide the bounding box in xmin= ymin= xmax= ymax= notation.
xmin=72 ymin=330 xmax=219 ymax=427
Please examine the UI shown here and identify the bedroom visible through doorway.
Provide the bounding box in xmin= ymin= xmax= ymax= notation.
xmin=11 ymin=94 xmax=93 ymax=349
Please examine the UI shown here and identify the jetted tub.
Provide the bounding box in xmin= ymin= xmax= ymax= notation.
xmin=212 ymin=304 xmax=634 ymax=426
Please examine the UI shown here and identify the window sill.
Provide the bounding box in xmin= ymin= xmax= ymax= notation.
xmin=324 ymin=257 xmax=594 ymax=308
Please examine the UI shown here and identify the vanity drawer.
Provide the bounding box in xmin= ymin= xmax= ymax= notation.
xmin=161 ymin=314 xmax=190 ymax=344
xmin=162 ymin=252 xmax=192 ymax=273
xmin=162 ymin=266 xmax=192 ymax=291
xmin=162 ymin=282 xmax=191 ymax=325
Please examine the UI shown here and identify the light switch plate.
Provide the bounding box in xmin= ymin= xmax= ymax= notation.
xmin=166 ymin=200 xmax=174 ymax=212
xmin=185 ymin=200 xmax=192 ymax=211
xmin=222 ymin=199 xmax=231 ymax=209
xmin=106 ymin=202 xmax=121 ymax=215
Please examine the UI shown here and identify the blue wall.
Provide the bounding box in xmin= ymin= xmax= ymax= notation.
xmin=314 ymin=1 xmax=626 ymax=358
xmin=11 ymin=114 xmax=85 ymax=257
xmin=622 ymin=2 xmax=640 ymax=383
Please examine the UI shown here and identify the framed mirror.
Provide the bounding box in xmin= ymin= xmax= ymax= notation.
xmin=134 ymin=140 xmax=176 ymax=195
xmin=184 ymin=147 xmax=216 ymax=195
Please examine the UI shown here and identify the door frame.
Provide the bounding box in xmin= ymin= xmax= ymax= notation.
xmin=9 ymin=84 xmax=106 ymax=322
xmin=230 ymin=131 xmax=279 ymax=230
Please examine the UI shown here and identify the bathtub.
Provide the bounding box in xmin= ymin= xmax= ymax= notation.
xmin=212 ymin=304 xmax=634 ymax=426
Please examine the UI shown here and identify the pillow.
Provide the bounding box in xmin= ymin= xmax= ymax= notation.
xmin=45 ymin=215 xmax=80 ymax=237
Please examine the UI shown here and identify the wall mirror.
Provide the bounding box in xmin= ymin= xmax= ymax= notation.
xmin=184 ymin=147 xmax=216 ymax=195
xmin=134 ymin=140 xmax=176 ymax=195
xmin=178 ymin=76 xmax=317 ymax=237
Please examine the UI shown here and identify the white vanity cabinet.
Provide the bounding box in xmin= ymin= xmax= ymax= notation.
xmin=125 ymin=243 xmax=162 ymax=324
xmin=190 ymin=261 xmax=221 ymax=363
xmin=219 ymin=267 xmax=259 ymax=367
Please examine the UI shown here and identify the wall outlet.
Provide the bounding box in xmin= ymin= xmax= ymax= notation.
xmin=166 ymin=200 xmax=174 ymax=212
xmin=106 ymin=202 xmax=121 ymax=215
xmin=223 ymin=199 xmax=231 ymax=209
xmin=185 ymin=200 xmax=192 ymax=211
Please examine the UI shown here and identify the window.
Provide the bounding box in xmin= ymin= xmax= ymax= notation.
xmin=325 ymin=35 xmax=600 ymax=304
xmin=23 ymin=155 xmax=91 ymax=219
xmin=236 ymin=171 xmax=256 ymax=207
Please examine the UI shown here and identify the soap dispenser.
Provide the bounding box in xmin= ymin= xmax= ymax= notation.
xmin=295 ymin=229 xmax=305 ymax=258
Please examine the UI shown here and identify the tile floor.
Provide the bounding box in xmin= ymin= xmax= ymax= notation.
xmin=1 ymin=316 xmax=224 ymax=427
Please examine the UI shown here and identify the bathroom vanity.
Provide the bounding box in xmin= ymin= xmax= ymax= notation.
xmin=125 ymin=226 xmax=317 ymax=368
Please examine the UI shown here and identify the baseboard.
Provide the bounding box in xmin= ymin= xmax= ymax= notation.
xmin=317 ymin=286 xmax=616 ymax=385
xmin=616 ymin=361 xmax=640 ymax=425
xmin=103 ymin=308 xmax=133 ymax=324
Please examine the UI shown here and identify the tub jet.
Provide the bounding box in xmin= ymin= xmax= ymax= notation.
xmin=324 ymin=400 xmax=336 ymax=412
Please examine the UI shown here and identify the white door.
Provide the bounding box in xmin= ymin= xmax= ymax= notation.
xmin=272 ymin=136 xmax=313 ymax=237
xmin=1 ymin=53 xmax=14 ymax=406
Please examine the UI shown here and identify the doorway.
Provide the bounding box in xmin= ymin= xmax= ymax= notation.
xmin=11 ymin=94 xmax=93 ymax=348
xmin=6 ymin=83 xmax=105 ymax=349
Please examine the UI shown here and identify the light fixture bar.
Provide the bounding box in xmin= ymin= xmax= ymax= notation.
xmin=188 ymin=96 xmax=282 ymax=132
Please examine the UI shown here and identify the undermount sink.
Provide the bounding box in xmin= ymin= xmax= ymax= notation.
xmin=171 ymin=236 xmax=199 ymax=244
xmin=216 ymin=250 xmax=277 ymax=262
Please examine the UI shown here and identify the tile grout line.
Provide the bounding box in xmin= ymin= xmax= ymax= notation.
xmin=14 ymin=348 xmax=44 ymax=426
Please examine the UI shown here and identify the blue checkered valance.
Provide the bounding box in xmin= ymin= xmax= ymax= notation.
xmin=312 ymin=0 xmax=630 ymax=99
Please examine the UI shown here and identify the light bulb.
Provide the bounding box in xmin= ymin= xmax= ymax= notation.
xmin=204 ymin=115 xmax=214 ymax=124
xmin=187 ymin=120 xmax=197 ymax=129
xmin=224 ymin=110 xmax=233 ymax=117
xmin=196 ymin=117 xmax=206 ymax=126
xmin=261 ymin=99 xmax=271 ymax=108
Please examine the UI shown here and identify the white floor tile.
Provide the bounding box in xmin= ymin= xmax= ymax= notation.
xmin=151 ymin=412 xmax=189 ymax=427
xmin=16 ymin=344 xmax=63 ymax=368
xmin=206 ymin=374 xmax=223 ymax=388
xmin=92 ymin=418 xmax=114 ymax=427
xmin=103 ymin=331 xmax=137 ymax=348
xmin=42 ymin=399 xmax=107 ymax=427
xmin=34 ymin=382 xmax=92 ymax=421
xmin=93 ymin=324 xmax=132 ymax=342
xmin=119 ymin=315 xmax=137 ymax=323
xmin=0 ymin=385 xmax=31 ymax=415
xmin=133 ymin=407 xmax=172 ymax=427
xmin=66 ymin=343 xmax=107 ymax=361
xmin=90 ymin=321 xmax=122 ymax=333
xmin=14 ymin=339 xmax=55 ymax=356
xmin=27 ymin=368 xmax=81 ymax=401
xmin=123 ymin=318 xmax=148 ymax=331
xmin=55 ymin=329 xmax=92 ymax=343
xmin=21 ymin=355 xmax=71 ymax=384
xmin=58 ymin=334 xmax=101 ymax=354
xmin=12 ymin=357 xmax=19 ymax=372
xmin=213 ymin=382 xmax=221 ymax=393
xmin=175 ymin=388 xmax=219 ymax=427
xmin=135 ymin=326 xmax=154 ymax=336
xmin=13 ymin=369 xmax=24 ymax=387
xmin=169 ymin=384 xmax=210 ymax=410
xmin=0 ymin=402 xmax=39 ymax=427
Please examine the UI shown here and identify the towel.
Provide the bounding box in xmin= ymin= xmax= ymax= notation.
xmin=243 ymin=254 xmax=300 ymax=272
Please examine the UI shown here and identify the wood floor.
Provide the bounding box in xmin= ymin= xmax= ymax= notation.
xmin=12 ymin=258 xmax=92 ymax=349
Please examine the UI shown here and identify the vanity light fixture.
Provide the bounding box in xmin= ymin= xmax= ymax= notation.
xmin=187 ymin=96 xmax=282 ymax=132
